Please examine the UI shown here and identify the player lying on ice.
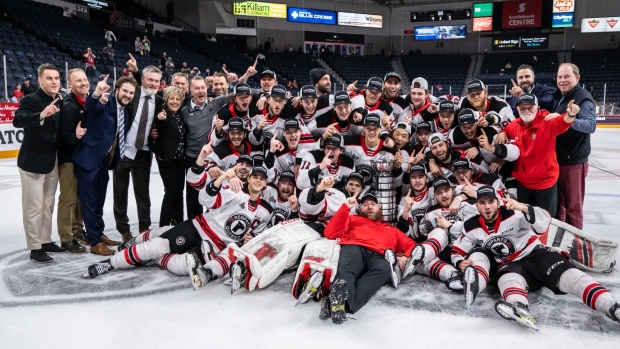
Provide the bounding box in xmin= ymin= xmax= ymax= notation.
xmin=451 ymin=186 xmax=620 ymax=330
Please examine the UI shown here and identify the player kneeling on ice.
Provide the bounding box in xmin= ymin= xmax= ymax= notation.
xmin=84 ymin=164 xmax=273 ymax=291
xmin=451 ymin=186 xmax=620 ymax=330
xmin=319 ymin=192 xmax=424 ymax=324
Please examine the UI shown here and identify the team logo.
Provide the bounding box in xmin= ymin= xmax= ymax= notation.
xmin=225 ymin=214 xmax=252 ymax=239
xmin=269 ymin=207 xmax=289 ymax=228
xmin=444 ymin=214 xmax=461 ymax=223
xmin=483 ymin=236 xmax=517 ymax=259
xmin=355 ymin=164 xmax=374 ymax=184
xmin=553 ymin=0 xmax=574 ymax=12
xmin=176 ymin=236 xmax=186 ymax=246
xmin=518 ymin=3 xmax=527 ymax=13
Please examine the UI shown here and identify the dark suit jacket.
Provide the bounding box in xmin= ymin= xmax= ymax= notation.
xmin=509 ymin=83 xmax=556 ymax=116
xmin=127 ymin=87 xmax=164 ymax=139
xmin=58 ymin=92 xmax=87 ymax=165
xmin=13 ymin=88 xmax=61 ymax=174
xmin=150 ymin=107 xmax=185 ymax=161
xmin=72 ymin=94 xmax=126 ymax=171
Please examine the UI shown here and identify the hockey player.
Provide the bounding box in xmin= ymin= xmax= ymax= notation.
xmin=307 ymin=90 xmax=364 ymax=139
xmin=431 ymin=99 xmax=459 ymax=136
xmin=397 ymin=164 xmax=434 ymax=240
xmin=391 ymin=122 xmax=414 ymax=199
xmin=294 ymin=85 xmax=331 ymax=123
xmin=208 ymin=82 xmax=256 ymax=145
xmin=452 ymin=186 xmax=620 ymax=330
xmin=249 ymin=84 xmax=298 ymax=146
xmin=399 ymin=77 xmax=438 ymax=126
xmin=262 ymin=171 xmax=298 ymax=228
xmin=264 ymin=118 xmax=316 ymax=176
xmin=448 ymin=158 xmax=508 ymax=212
xmin=350 ymin=77 xmax=395 ymax=130
xmin=309 ymin=68 xmax=332 ymax=97
xmin=297 ymin=134 xmax=355 ymax=191
xmin=319 ymin=192 xmax=425 ymax=324
xmin=458 ymin=79 xmax=514 ymax=128
xmin=426 ymin=133 xmax=483 ymax=180
xmin=409 ymin=121 xmax=433 ymax=165
xmin=382 ymin=72 xmax=408 ymax=122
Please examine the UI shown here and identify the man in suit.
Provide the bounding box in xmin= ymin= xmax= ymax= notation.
xmin=113 ymin=65 xmax=163 ymax=241
xmin=508 ymin=64 xmax=555 ymax=116
xmin=74 ymin=75 xmax=138 ymax=256
xmin=13 ymin=63 xmax=67 ymax=263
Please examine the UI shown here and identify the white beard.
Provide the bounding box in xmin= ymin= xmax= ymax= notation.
xmin=143 ymin=87 xmax=157 ymax=96
xmin=520 ymin=113 xmax=535 ymax=123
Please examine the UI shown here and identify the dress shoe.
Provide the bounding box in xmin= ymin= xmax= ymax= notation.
xmin=121 ymin=232 xmax=134 ymax=243
xmin=61 ymin=240 xmax=87 ymax=253
xmin=101 ymin=234 xmax=121 ymax=246
xmin=42 ymin=242 xmax=68 ymax=253
xmin=90 ymin=242 xmax=115 ymax=256
xmin=30 ymin=249 xmax=53 ymax=263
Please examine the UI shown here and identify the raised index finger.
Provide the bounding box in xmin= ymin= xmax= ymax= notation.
xmin=253 ymin=59 xmax=258 ymax=68
xmin=511 ymin=79 xmax=517 ymax=87
xmin=128 ymin=53 xmax=135 ymax=60
xmin=102 ymin=74 xmax=109 ymax=83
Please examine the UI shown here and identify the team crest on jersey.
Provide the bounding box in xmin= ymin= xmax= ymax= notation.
xmin=225 ymin=214 xmax=252 ymax=239
xmin=355 ymin=164 xmax=375 ymax=184
xmin=269 ymin=207 xmax=289 ymax=228
xmin=176 ymin=236 xmax=186 ymax=246
xmin=239 ymin=202 xmax=246 ymax=209
xmin=483 ymin=236 xmax=516 ymax=259
xmin=444 ymin=214 xmax=461 ymax=223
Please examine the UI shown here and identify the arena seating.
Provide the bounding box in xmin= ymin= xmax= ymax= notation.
xmin=110 ymin=1 xmax=167 ymax=25
xmin=571 ymin=50 xmax=620 ymax=103
xmin=323 ymin=55 xmax=393 ymax=90
xmin=401 ymin=54 xmax=470 ymax=97
xmin=263 ymin=52 xmax=325 ymax=88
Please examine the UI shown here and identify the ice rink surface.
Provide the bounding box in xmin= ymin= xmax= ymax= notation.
xmin=1 ymin=129 xmax=619 ymax=349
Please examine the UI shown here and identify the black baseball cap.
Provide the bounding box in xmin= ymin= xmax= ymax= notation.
xmin=228 ymin=117 xmax=245 ymax=132
xmin=432 ymin=177 xmax=452 ymax=191
xmin=233 ymin=82 xmax=251 ymax=95
xmin=394 ymin=122 xmax=412 ymax=135
xmin=250 ymin=166 xmax=268 ymax=178
xmin=364 ymin=113 xmax=382 ymax=127
xmin=268 ymin=85 xmax=286 ymax=99
xmin=279 ymin=170 xmax=296 ymax=183
xmin=347 ymin=172 xmax=364 ymax=186
xmin=452 ymin=158 xmax=472 ymax=171
xmin=333 ymin=91 xmax=351 ymax=106
xmin=283 ymin=118 xmax=300 ymax=131
xmin=409 ymin=164 xmax=427 ymax=176
xmin=252 ymin=154 xmax=265 ymax=166
xmin=466 ymin=79 xmax=486 ymax=93
xmin=477 ymin=186 xmax=497 ymax=200
xmin=300 ymin=85 xmax=317 ymax=99
xmin=260 ymin=70 xmax=276 ymax=79
xmin=359 ymin=192 xmax=378 ymax=204
xmin=366 ymin=77 xmax=384 ymax=92
xmin=237 ymin=154 xmax=253 ymax=165
xmin=416 ymin=121 xmax=432 ymax=132
xmin=324 ymin=134 xmax=344 ymax=149
xmin=458 ymin=108 xmax=476 ymax=126
xmin=384 ymin=72 xmax=401 ymax=82
xmin=438 ymin=100 xmax=455 ymax=113
xmin=517 ymin=93 xmax=539 ymax=106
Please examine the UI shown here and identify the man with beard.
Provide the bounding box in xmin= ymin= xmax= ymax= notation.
xmin=309 ymin=68 xmax=332 ymax=97
xmin=112 ymin=65 xmax=163 ymax=243
xmin=458 ymin=79 xmax=514 ymax=128
xmin=297 ymin=134 xmax=355 ymax=190
xmin=320 ymin=192 xmax=424 ymax=324
xmin=498 ymin=93 xmax=579 ymax=216
xmin=257 ymin=70 xmax=278 ymax=96
xmin=74 ymin=75 xmax=138 ymax=256
xmin=426 ymin=133 xmax=483 ymax=180
xmin=307 ymin=91 xmax=364 ymax=139
xmin=397 ymin=164 xmax=433 ymax=240
xmin=350 ymin=77 xmax=395 ymax=130
xmin=508 ymin=64 xmax=554 ymax=116
xmin=294 ymin=85 xmax=331 ymax=123
xmin=264 ymin=118 xmax=316 ymax=176
xmin=381 ymin=72 xmax=408 ymax=122
xmin=431 ymin=99 xmax=459 ymax=136
xmin=249 ymin=85 xmax=298 ymax=147
xmin=399 ymin=77 xmax=438 ymax=126
xmin=261 ymin=171 xmax=299 ymax=228
xmin=452 ymin=186 xmax=620 ymax=329
xmin=209 ymin=82 xmax=257 ymax=145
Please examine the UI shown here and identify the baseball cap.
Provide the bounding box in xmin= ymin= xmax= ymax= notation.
xmin=517 ymin=93 xmax=539 ymax=106
xmin=411 ymin=77 xmax=428 ymax=90
xmin=466 ymin=79 xmax=486 ymax=93
xmin=260 ymin=70 xmax=276 ymax=79
xmin=233 ymin=82 xmax=251 ymax=95
xmin=476 ymin=186 xmax=497 ymax=200
xmin=347 ymin=172 xmax=364 ymax=186
xmin=279 ymin=170 xmax=296 ymax=183
xmin=366 ymin=77 xmax=384 ymax=92
xmin=283 ymin=118 xmax=300 ymax=131
xmin=300 ymin=85 xmax=317 ymax=99
xmin=409 ymin=164 xmax=427 ymax=176
xmin=416 ymin=121 xmax=432 ymax=132
xmin=384 ymin=72 xmax=401 ymax=82
xmin=359 ymin=192 xmax=378 ymax=204
xmin=333 ymin=91 xmax=351 ymax=106
xmin=252 ymin=154 xmax=265 ymax=166
xmin=438 ymin=100 xmax=455 ymax=113
xmin=364 ymin=113 xmax=382 ymax=127
xmin=268 ymin=84 xmax=287 ymax=99
xmin=228 ymin=117 xmax=245 ymax=132
xmin=249 ymin=166 xmax=268 ymax=178
xmin=394 ymin=122 xmax=412 ymax=135
xmin=428 ymin=132 xmax=446 ymax=146
xmin=452 ymin=158 xmax=472 ymax=171
xmin=458 ymin=108 xmax=476 ymax=126
xmin=236 ymin=154 xmax=253 ymax=165
xmin=432 ymin=177 xmax=452 ymax=191
xmin=324 ymin=134 xmax=344 ymax=149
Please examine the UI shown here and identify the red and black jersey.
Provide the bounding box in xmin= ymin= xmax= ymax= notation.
xmin=399 ymin=95 xmax=437 ymax=125
xmin=208 ymin=102 xmax=257 ymax=145
xmin=307 ymin=109 xmax=364 ymax=138
xmin=343 ymin=135 xmax=398 ymax=184
xmin=294 ymin=94 xmax=332 ymax=123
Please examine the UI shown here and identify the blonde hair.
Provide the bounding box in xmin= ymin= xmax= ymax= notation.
xmin=559 ymin=63 xmax=580 ymax=76
xmin=67 ymin=68 xmax=85 ymax=82
xmin=163 ymin=86 xmax=185 ymax=104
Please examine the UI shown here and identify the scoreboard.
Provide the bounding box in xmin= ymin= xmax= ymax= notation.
xmin=411 ymin=9 xmax=471 ymax=22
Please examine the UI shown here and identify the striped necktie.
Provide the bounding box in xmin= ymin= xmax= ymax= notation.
xmin=117 ymin=107 xmax=125 ymax=158
xmin=135 ymin=95 xmax=151 ymax=149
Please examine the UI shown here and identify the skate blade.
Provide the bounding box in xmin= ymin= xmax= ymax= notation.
xmin=82 ymin=271 xmax=91 ymax=279
xmin=230 ymin=265 xmax=244 ymax=294
xmin=463 ymin=268 xmax=476 ymax=310
xmin=186 ymin=256 xmax=201 ymax=291
xmin=495 ymin=303 xmax=539 ymax=331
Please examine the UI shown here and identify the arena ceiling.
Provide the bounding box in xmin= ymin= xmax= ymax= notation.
xmin=368 ymin=0 xmax=485 ymax=7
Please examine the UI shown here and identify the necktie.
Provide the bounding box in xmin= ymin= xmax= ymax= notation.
xmin=135 ymin=95 xmax=151 ymax=149
xmin=117 ymin=107 xmax=125 ymax=158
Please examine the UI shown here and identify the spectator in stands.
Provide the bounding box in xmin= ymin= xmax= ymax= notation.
xmin=292 ymin=80 xmax=299 ymax=89
xmin=22 ymin=77 xmax=37 ymax=95
xmin=150 ymin=87 xmax=186 ymax=226
xmin=14 ymin=63 xmax=67 ymax=263
xmin=104 ymin=28 xmax=116 ymax=47
xmin=435 ymin=84 xmax=443 ymax=92
xmin=181 ymin=62 xmax=190 ymax=75
xmin=159 ymin=78 xmax=168 ymax=91
xmin=165 ymin=57 xmax=175 ymax=74
xmin=134 ymin=37 xmax=143 ymax=55
xmin=63 ymin=7 xmax=72 ymax=18
xmin=286 ymin=80 xmax=294 ymax=88
xmin=103 ymin=43 xmax=115 ymax=62
xmin=553 ymin=63 xmax=597 ymax=230
xmin=288 ymin=44 xmax=294 ymax=53
xmin=142 ymin=36 xmax=151 ymax=57
xmin=589 ymin=86 xmax=596 ymax=99
xmin=145 ymin=16 xmax=154 ymax=35
xmin=505 ymin=62 xmax=512 ymax=72
xmin=264 ymin=38 xmax=272 ymax=51
xmin=531 ymin=55 xmax=538 ymax=65
xmin=83 ymin=47 xmax=96 ymax=76
xmin=508 ymin=64 xmax=555 ymax=117
xmin=12 ymin=84 xmax=24 ymax=102
xmin=160 ymin=52 xmax=168 ymax=67
xmin=122 ymin=68 xmax=133 ymax=77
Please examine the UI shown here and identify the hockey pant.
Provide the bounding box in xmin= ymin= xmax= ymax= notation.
xmin=414 ymin=228 xmax=457 ymax=282
xmin=291 ymin=237 xmax=341 ymax=301
xmin=227 ymin=219 xmax=321 ymax=291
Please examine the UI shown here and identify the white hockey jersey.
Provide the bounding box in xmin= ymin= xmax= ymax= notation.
xmin=298 ymin=187 xmax=346 ymax=224
xmin=248 ymin=104 xmax=299 ymax=146
xmin=261 ymin=185 xmax=296 ymax=229
xmin=454 ymin=172 xmax=508 ymax=199
xmin=297 ymin=150 xmax=356 ymax=190
xmin=397 ymin=187 xmax=435 ymax=239
xmin=458 ymin=96 xmax=515 ymax=129
xmin=208 ymin=102 xmax=254 ymax=146
xmin=419 ymin=201 xmax=479 ymax=242
xmin=342 ymin=135 xmax=398 ymax=185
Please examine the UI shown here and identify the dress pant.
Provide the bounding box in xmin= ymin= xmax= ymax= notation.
xmin=57 ymin=162 xmax=83 ymax=243
xmin=75 ymin=158 xmax=110 ymax=246
xmin=557 ymin=162 xmax=588 ymax=229
xmin=19 ymin=162 xmax=59 ymax=250
xmin=516 ymin=181 xmax=558 ymax=218
xmin=113 ymin=150 xmax=152 ymax=233
xmin=157 ymin=157 xmax=185 ymax=226
xmin=184 ymin=155 xmax=203 ymax=220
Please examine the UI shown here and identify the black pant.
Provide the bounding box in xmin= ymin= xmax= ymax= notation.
xmin=113 ymin=150 xmax=153 ymax=233
xmin=517 ymin=181 xmax=557 ymax=217
xmin=157 ymin=157 xmax=185 ymax=226
xmin=184 ymin=156 xmax=204 ymax=220
xmin=334 ymin=245 xmax=391 ymax=314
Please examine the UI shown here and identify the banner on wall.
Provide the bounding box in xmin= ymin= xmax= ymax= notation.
xmin=233 ymin=1 xmax=287 ymax=18
xmin=581 ymin=17 xmax=620 ymax=33
xmin=337 ymin=12 xmax=383 ymax=29
xmin=473 ymin=17 xmax=493 ymax=31
xmin=553 ymin=0 xmax=575 ymax=13
xmin=0 ymin=103 xmax=22 ymax=158
xmin=288 ymin=7 xmax=337 ymax=25
xmin=502 ymin=0 xmax=542 ymax=29
xmin=552 ymin=13 xmax=574 ymax=28
xmin=492 ymin=35 xmax=549 ymax=50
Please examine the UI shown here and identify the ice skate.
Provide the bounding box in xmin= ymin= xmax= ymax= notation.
xmin=463 ymin=265 xmax=479 ymax=310
xmin=495 ymin=301 xmax=539 ymax=331
xmin=296 ymin=271 xmax=324 ymax=306
xmin=384 ymin=249 xmax=401 ymax=288
xmin=445 ymin=270 xmax=464 ymax=293
xmin=201 ymin=240 xmax=216 ymax=262
xmin=607 ymin=303 xmax=620 ymax=324
xmin=319 ymin=292 xmax=331 ymax=320
xmin=186 ymin=252 xmax=208 ymax=291
xmin=230 ymin=260 xmax=247 ymax=294
xmin=84 ymin=259 xmax=113 ymax=278
xmin=402 ymin=245 xmax=425 ymax=279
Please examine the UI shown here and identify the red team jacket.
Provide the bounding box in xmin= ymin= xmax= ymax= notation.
xmin=324 ymin=204 xmax=416 ymax=256
xmin=503 ymin=110 xmax=572 ymax=190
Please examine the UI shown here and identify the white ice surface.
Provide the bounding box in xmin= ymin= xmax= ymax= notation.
xmin=1 ymin=130 xmax=619 ymax=349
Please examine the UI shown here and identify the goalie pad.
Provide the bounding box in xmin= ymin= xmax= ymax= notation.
xmin=227 ymin=219 xmax=321 ymax=291
xmin=291 ymin=238 xmax=341 ymax=301
xmin=545 ymin=218 xmax=618 ymax=273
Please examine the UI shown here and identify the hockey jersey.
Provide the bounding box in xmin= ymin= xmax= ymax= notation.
xmin=419 ymin=201 xmax=479 ymax=242
xmin=295 ymin=94 xmax=332 ymax=123
xmin=297 ymin=150 xmax=356 ymax=190
xmin=382 ymin=95 xmax=409 ymax=126
xmin=458 ymin=96 xmax=514 ymax=129
xmin=454 ymin=172 xmax=508 ymax=199
xmin=205 ymin=140 xmax=263 ymax=172
xmin=249 ymin=104 xmax=299 ymax=146
xmin=396 ymin=187 xmax=435 ymax=239
xmin=306 ymin=109 xmax=364 ymax=139
xmin=298 ymin=187 xmax=346 ymax=224
xmin=350 ymin=90 xmax=395 ymax=129
xmin=448 ymin=126 xmax=520 ymax=172
xmin=262 ymin=184 xmax=297 ymax=229
xmin=208 ymin=102 xmax=257 ymax=146
xmin=427 ymin=149 xmax=484 ymax=181
xmin=398 ymin=95 xmax=438 ymax=126
xmin=451 ymin=205 xmax=551 ymax=268
xmin=342 ymin=135 xmax=399 ymax=185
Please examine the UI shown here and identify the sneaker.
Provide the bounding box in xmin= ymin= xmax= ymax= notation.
xmin=42 ymin=242 xmax=68 ymax=253
xmin=117 ymin=238 xmax=136 ymax=252
xmin=201 ymin=240 xmax=216 ymax=262
xmin=230 ymin=260 xmax=247 ymax=294
xmin=61 ymin=240 xmax=86 ymax=253
xmin=463 ymin=265 xmax=479 ymax=310
xmin=30 ymin=249 xmax=53 ymax=263
xmin=297 ymin=271 xmax=324 ymax=305
xmin=319 ymin=293 xmax=331 ymax=320
xmin=329 ymin=279 xmax=349 ymax=325
xmin=402 ymin=245 xmax=425 ymax=279
xmin=384 ymin=249 xmax=401 ymax=288
xmin=445 ymin=270 xmax=464 ymax=293
xmin=495 ymin=301 xmax=539 ymax=331
xmin=73 ymin=230 xmax=89 ymax=245
xmin=186 ymin=252 xmax=209 ymax=291
xmin=607 ymin=303 xmax=620 ymax=323
xmin=85 ymin=260 xmax=113 ymax=278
